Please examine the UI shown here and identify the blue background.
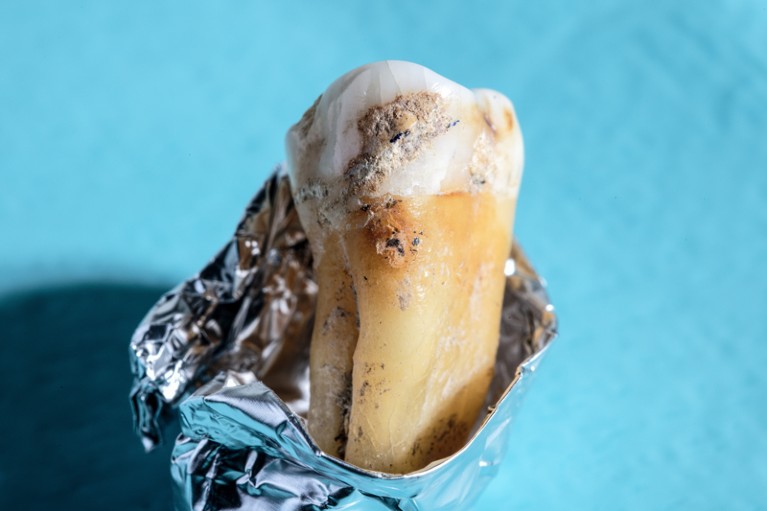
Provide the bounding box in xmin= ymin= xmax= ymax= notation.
xmin=1 ymin=1 xmax=766 ymax=510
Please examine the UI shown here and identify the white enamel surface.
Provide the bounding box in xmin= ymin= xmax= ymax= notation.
xmin=286 ymin=60 xmax=523 ymax=200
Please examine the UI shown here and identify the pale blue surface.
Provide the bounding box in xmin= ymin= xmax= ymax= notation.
xmin=2 ymin=1 xmax=766 ymax=510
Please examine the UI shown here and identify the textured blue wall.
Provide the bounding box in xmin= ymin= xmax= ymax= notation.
xmin=1 ymin=1 xmax=766 ymax=510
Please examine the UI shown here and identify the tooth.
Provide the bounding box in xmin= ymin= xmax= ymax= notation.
xmin=286 ymin=60 xmax=523 ymax=473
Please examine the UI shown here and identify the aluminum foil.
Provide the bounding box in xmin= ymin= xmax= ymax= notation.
xmin=130 ymin=169 xmax=317 ymax=450
xmin=130 ymin=167 xmax=557 ymax=510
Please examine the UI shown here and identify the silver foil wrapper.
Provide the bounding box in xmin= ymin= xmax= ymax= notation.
xmin=130 ymin=167 xmax=557 ymax=510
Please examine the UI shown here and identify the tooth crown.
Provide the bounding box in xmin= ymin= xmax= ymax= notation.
xmin=287 ymin=60 xmax=524 ymax=240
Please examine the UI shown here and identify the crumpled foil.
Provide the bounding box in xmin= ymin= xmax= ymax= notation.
xmin=130 ymin=169 xmax=317 ymax=450
xmin=130 ymin=167 xmax=557 ymax=510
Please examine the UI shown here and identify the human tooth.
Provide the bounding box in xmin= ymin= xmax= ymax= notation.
xmin=286 ymin=60 xmax=523 ymax=473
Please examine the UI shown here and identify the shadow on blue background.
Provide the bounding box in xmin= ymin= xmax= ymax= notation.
xmin=0 ymin=284 xmax=173 ymax=510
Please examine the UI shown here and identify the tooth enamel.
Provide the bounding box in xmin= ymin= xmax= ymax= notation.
xmin=286 ymin=60 xmax=524 ymax=473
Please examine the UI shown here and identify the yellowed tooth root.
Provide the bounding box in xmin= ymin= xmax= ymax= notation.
xmin=306 ymin=233 xmax=359 ymax=458
xmin=343 ymin=193 xmax=515 ymax=473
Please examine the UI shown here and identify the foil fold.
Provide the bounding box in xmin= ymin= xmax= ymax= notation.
xmin=130 ymin=167 xmax=557 ymax=510
xmin=130 ymin=169 xmax=316 ymax=450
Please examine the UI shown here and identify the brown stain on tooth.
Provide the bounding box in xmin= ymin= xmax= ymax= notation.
xmin=504 ymin=108 xmax=515 ymax=132
xmin=359 ymin=380 xmax=370 ymax=398
xmin=357 ymin=198 xmax=420 ymax=269
xmin=344 ymin=91 xmax=451 ymax=196
xmin=357 ymin=91 xmax=439 ymax=147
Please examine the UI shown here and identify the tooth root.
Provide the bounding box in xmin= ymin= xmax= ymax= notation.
xmin=306 ymin=235 xmax=359 ymax=458
xmin=342 ymin=193 xmax=514 ymax=473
